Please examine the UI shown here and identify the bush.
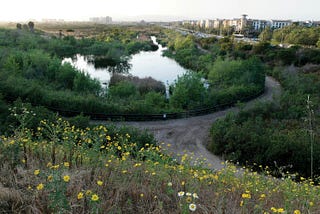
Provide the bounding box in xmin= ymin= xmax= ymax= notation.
xmin=170 ymin=71 xmax=207 ymax=109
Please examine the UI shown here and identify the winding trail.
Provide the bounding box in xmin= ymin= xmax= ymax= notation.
xmin=96 ymin=76 xmax=281 ymax=170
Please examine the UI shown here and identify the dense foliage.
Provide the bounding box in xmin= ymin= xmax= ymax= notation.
xmin=209 ymin=65 xmax=320 ymax=178
xmin=272 ymin=25 xmax=320 ymax=47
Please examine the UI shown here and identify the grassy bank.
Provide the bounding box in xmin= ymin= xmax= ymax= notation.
xmin=1 ymin=114 xmax=319 ymax=213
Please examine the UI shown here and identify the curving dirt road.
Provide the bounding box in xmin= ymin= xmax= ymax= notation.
xmin=103 ymin=76 xmax=281 ymax=170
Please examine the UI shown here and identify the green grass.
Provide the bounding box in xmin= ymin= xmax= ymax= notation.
xmin=0 ymin=114 xmax=319 ymax=213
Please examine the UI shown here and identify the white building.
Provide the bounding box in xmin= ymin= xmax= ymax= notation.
xmin=89 ymin=16 xmax=112 ymax=24
xmin=251 ymin=19 xmax=269 ymax=30
xmin=205 ymin=19 xmax=213 ymax=29
xmin=270 ymin=20 xmax=292 ymax=29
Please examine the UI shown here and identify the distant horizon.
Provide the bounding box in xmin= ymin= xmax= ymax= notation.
xmin=1 ymin=14 xmax=319 ymax=24
xmin=1 ymin=0 xmax=320 ymax=23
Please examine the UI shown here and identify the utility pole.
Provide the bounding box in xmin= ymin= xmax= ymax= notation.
xmin=307 ymin=95 xmax=315 ymax=179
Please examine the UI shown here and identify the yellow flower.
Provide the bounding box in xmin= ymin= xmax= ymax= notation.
xmin=47 ymin=175 xmax=53 ymax=182
xmin=240 ymin=200 xmax=244 ymax=207
xmin=91 ymin=194 xmax=99 ymax=201
xmin=186 ymin=196 xmax=192 ymax=203
xmin=271 ymin=207 xmax=285 ymax=213
xmin=64 ymin=162 xmax=70 ymax=167
xmin=241 ymin=193 xmax=251 ymax=199
xmin=97 ymin=180 xmax=103 ymax=186
xmin=36 ymin=183 xmax=44 ymax=190
xmin=140 ymin=193 xmax=144 ymax=197
xmin=294 ymin=210 xmax=301 ymax=214
xmin=34 ymin=169 xmax=40 ymax=176
xmin=260 ymin=194 xmax=266 ymax=199
xmin=77 ymin=192 xmax=84 ymax=200
xmin=189 ymin=203 xmax=196 ymax=212
xmin=309 ymin=201 xmax=314 ymax=206
xmin=63 ymin=175 xmax=70 ymax=182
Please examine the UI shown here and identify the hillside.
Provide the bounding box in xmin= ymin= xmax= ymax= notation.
xmin=1 ymin=115 xmax=319 ymax=213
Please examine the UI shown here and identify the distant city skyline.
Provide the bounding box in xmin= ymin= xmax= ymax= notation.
xmin=1 ymin=0 xmax=320 ymax=22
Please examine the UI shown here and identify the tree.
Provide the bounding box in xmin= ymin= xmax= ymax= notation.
xmin=170 ymin=71 xmax=207 ymax=109
xmin=259 ymin=26 xmax=272 ymax=42
xmin=16 ymin=23 xmax=22 ymax=30
xmin=28 ymin=21 xmax=35 ymax=32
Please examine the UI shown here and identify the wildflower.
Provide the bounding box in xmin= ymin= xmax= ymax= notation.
xmin=186 ymin=196 xmax=192 ymax=203
xmin=140 ymin=193 xmax=144 ymax=197
xmin=186 ymin=192 xmax=192 ymax=196
xmin=63 ymin=175 xmax=70 ymax=182
xmin=271 ymin=207 xmax=285 ymax=213
xmin=260 ymin=194 xmax=266 ymax=199
xmin=167 ymin=182 xmax=173 ymax=187
xmin=178 ymin=191 xmax=185 ymax=197
xmin=189 ymin=203 xmax=197 ymax=212
xmin=34 ymin=169 xmax=40 ymax=176
xmin=97 ymin=180 xmax=103 ymax=186
xmin=309 ymin=201 xmax=314 ymax=207
xmin=36 ymin=183 xmax=44 ymax=190
xmin=86 ymin=190 xmax=92 ymax=195
xmin=91 ymin=194 xmax=99 ymax=201
xmin=52 ymin=164 xmax=60 ymax=170
xmin=242 ymin=193 xmax=251 ymax=199
xmin=192 ymin=193 xmax=199 ymax=199
xmin=294 ymin=210 xmax=301 ymax=214
xmin=77 ymin=192 xmax=84 ymax=200
xmin=240 ymin=200 xmax=244 ymax=207
xmin=47 ymin=175 xmax=53 ymax=181
xmin=64 ymin=162 xmax=70 ymax=167
xmin=181 ymin=181 xmax=185 ymax=186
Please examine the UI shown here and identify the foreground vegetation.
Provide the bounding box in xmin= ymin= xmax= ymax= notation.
xmin=1 ymin=110 xmax=319 ymax=213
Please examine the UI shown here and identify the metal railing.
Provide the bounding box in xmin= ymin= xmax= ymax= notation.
xmin=4 ymin=87 xmax=265 ymax=121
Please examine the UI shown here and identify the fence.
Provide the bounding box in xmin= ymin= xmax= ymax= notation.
xmin=4 ymin=88 xmax=265 ymax=121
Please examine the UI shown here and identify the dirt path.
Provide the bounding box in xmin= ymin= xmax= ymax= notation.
xmin=97 ymin=76 xmax=281 ymax=170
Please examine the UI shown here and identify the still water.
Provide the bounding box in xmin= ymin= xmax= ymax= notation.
xmin=62 ymin=37 xmax=187 ymax=87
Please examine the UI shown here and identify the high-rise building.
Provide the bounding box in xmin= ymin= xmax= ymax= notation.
xmin=89 ymin=16 xmax=112 ymax=24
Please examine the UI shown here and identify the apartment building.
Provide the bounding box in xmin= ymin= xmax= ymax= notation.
xmin=182 ymin=15 xmax=295 ymax=32
xmin=89 ymin=16 xmax=112 ymax=24
xmin=270 ymin=20 xmax=292 ymax=29
xmin=250 ymin=19 xmax=269 ymax=31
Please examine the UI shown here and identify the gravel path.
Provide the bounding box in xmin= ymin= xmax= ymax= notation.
xmin=95 ymin=76 xmax=281 ymax=170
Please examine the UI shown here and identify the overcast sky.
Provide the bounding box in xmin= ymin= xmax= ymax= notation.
xmin=1 ymin=0 xmax=319 ymax=22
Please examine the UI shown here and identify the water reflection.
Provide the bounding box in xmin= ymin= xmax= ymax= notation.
xmin=62 ymin=37 xmax=187 ymax=87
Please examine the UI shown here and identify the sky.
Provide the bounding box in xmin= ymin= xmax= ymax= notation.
xmin=1 ymin=0 xmax=320 ymax=22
